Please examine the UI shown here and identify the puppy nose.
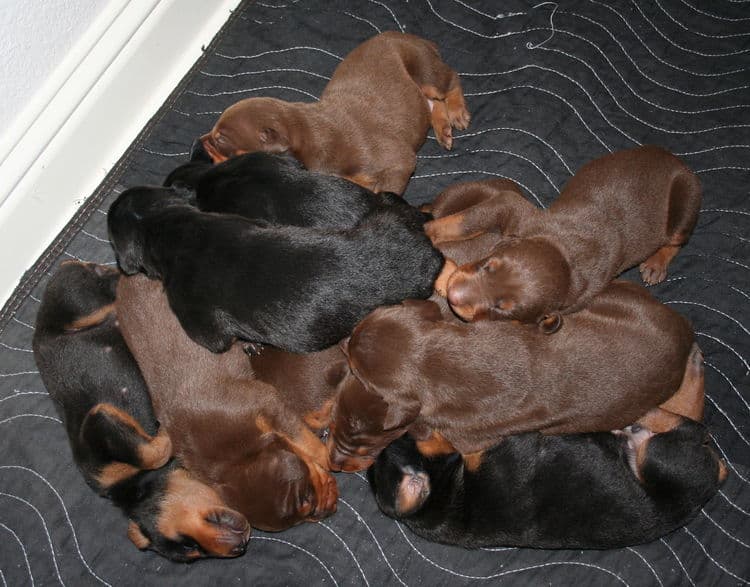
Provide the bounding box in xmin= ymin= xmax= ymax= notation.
xmin=230 ymin=542 xmax=248 ymax=556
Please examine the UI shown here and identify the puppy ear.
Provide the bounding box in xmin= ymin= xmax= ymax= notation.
xmin=127 ymin=521 xmax=151 ymax=550
xmin=538 ymin=313 xmax=562 ymax=334
xmin=259 ymin=126 xmax=288 ymax=152
xmin=383 ymin=400 xmax=421 ymax=431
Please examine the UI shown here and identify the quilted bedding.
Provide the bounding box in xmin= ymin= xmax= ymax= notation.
xmin=0 ymin=1 xmax=748 ymax=585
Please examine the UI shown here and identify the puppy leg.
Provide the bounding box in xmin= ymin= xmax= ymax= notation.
xmin=425 ymin=188 xmax=535 ymax=244
xmin=82 ymin=403 xmax=172 ymax=489
xmin=659 ymin=344 xmax=705 ymax=421
xmin=444 ymin=75 xmax=471 ymax=131
xmin=640 ymin=170 xmax=701 ymax=284
xmin=426 ymin=98 xmax=454 ymax=150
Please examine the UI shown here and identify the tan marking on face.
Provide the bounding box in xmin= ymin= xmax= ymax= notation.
xmin=157 ymin=468 xmax=251 ymax=557
xmin=64 ymin=303 xmax=116 ymax=332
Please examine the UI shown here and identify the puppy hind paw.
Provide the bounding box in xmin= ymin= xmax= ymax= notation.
xmin=639 ymin=260 xmax=667 ymax=285
xmin=435 ymin=124 xmax=453 ymax=150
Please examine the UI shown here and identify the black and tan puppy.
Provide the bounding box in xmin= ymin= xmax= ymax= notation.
xmin=32 ymin=262 xmax=250 ymax=561
xmin=369 ymin=356 xmax=727 ymax=550
xmin=426 ymin=147 xmax=701 ymax=330
xmin=200 ymin=31 xmax=470 ymax=194
xmin=164 ymin=145 xmax=405 ymax=230
xmin=327 ymin=280 xmax=694 ymax=472
xmin=108 ymin=186 xmax=442 ymax=354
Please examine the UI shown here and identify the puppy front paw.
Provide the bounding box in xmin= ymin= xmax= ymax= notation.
xmin=639 ymin=260 xmax=667 ymax=285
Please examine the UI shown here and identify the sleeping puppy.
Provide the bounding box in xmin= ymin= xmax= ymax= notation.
xmin=164 ymin=145 xmax=406 ymax=230
xmin=426 ymin=147 xmax=701 ymax=331
xmin=107 ymin=186 xmax=442 ymax=354
xmin=200 ymin=31 xmax=470 ymax=194
xmin=368 ymin=413 xmax=726 ymax=549
xmin=32 ymin=262 xmax=250 ymax=561
xmin=116 ymin=274 xmax=339 ymax=532
xmin=327 ymin=280 xmax=695 ymax=472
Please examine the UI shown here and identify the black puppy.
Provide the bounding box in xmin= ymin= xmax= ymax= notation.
xmin=107 ymin=187 xmax=443 ymax=353
xmin=369 ymin=412 xmax=727 ymax=549
xmin=164 ymin=140 xmax=399 ymax=230
xmin=33 ymin=262 xmax=250 ymax=561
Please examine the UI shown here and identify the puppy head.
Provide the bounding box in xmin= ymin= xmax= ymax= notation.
xmin=367 ymin=435 xmax=432 ymax=519
xmin=122 ymin=464 xmax=250 ymax=562
xmin=219 ymin=434 xmax=338 ymax=532
xmin=445 ymin=238 xmax=570 ymax=331
xmin=200 ymin=98 xmax=291 ymax=163
xmin=616 ymin=409 xmax=727 ymax=501
xmin=107 ymin=187 xmax=190 ymax=275
xmin=327 ymin=375 xmax=418 ymax=473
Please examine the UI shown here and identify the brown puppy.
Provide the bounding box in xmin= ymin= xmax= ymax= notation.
xmin=200 ymin=32 xmax=470 ymax=194
xmin=249 ymin=345 xmax=349 ymax=433
xmin=116 ymin=274 xmax=338 ymax=532
xmin=426 ymin=147 xmax=701 ymax=330
xmin=327 ymin=280 xmax=695 ymax=472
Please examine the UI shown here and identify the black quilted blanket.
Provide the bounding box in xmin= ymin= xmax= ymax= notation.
xmin=1 ymin=1 xmax=748 ymax=585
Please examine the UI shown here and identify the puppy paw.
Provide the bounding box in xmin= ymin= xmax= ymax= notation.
xmin=448 ymin=106 xmax=471 ymax=131
xmin=639 ymin=260 xmax=667 ymax=285
xmin=436 ymin=124 xmax=453 ymax=150
xmin=396 ymin=466 xmax=431 ymax=515
xmin=242 ymin=342 xmax=264 ymax=356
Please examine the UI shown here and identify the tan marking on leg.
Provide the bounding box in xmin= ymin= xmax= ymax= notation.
xmin=636 ymin=408 xmax=684 ymax=434
xmin=95 ymin=462 xmax=141 ymax=489
xmin=434 ymin=258 xmax=458 ymax=297
xmin=659 ymin=344 xmax=705 ymax=421
xmin=88 ymin=403 xmax=171 ymax=468
xmin=128 ymin=521 xmax=151 ymax=549
xmin=639 ymin=245 xmax=680 ymax=285
xmin=138 ymin=426 xmax=173 ymax=470
xmin=342 ymin=173 xmax=379 ymax=192
xmin=428 ymin=99 xmax=453 ymax=150
xmin=425 ymin=214 xmax=482 ymax=245
xmin=463 ymin=451 xmax=484 ymax=472
xmin=88 ymin=403 xmax=151 ymax=441
xmin=718 ymin=460 xmax=728 ymax=484
xmin=303 ymin=399 xmax=334 ymax=431
xmin=416 ymin=431 xmax=457 ymax=457
xmin=64 ymin=303 xmax=115 ymax=332
xmin=445 ymin=83 xmax=471 ymax=130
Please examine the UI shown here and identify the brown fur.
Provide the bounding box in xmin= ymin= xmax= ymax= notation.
xmin=201 ymin=32 xmax=470 ymax=194
xmin=327 ymin=280 xmax=695 ymax=471
xmin=426 ymin=147 xmax=702 ymax=327
xmin=115 ymin=274 xmax=338 ymax=532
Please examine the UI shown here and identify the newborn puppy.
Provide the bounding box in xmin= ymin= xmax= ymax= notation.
xmin=327 ymin=280 xmax=694 ymax=472
xmin=369 ymin=412 xmax=726 ymax=549
xmin=116 ymin=274 xmax=338 ymax=532
xmin=427 ymin=147 xmax=701 ymax=330
xmin=33 ymin=262 xmax=250 ymax=561
xmin=164 ymin=145 xmax=405 ymax=230
xmin=107 ymin=186 xmax=442 ymax=354
xmin=200 ymin=31 xmax=470 ymax=194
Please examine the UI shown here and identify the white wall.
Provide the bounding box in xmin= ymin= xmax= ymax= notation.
xmin=0 ymin=0 xmax=110 ymax=130
xmin=0 ymin=0 xmax=242 ymax=307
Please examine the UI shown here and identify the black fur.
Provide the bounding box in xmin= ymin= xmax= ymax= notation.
xmin=107 ymin=186 xmax=443 ymax=353
xmin=369 ymin=428 xmax=724 ymax=549
xmin=32 ymin=262 xmax=246 ymax=562
xmin=164 ymin=143 xmax=394 ymax=230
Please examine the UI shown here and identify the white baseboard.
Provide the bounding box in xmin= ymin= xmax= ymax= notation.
xmin=0 ymin=0 xmax=242 ymax=307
